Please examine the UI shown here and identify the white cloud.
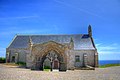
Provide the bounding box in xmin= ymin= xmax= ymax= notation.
xmin=98 ymin=46 xmax=117 ymax=51
xmin=99 ymin=51 xmax=120 ymax=54
xmin=53 ymin=0 xmax=103 ymax=19
xmin=0 ymin=24 xmax=61 ymax=36
xmin=0 ymin=15 xmax=39 ymax=20
xmin=112 ymin=43 xmax=118 ymax=46
xmin=96 ymin=43 xmax=120 ymax=54
xmin=1 ymin=28 xmax=52 ymax=36
xmin=96 ymin=43 xmax=102 ymax=47
xmin=0 ymin=47 xmax=6 ymax=57
xmin=0 ymin=47 xmax=6 ymax=51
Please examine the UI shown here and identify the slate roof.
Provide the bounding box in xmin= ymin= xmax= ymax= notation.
xmin=7 ymin=34 xmax=95 ymax=50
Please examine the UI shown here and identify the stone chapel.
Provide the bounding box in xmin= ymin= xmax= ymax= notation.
xmin=6 ymin=25 xmax=98 ymax=71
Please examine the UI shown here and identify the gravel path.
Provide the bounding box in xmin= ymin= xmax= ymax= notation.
xmin=0 ymin=64 xmax=120 ymax=80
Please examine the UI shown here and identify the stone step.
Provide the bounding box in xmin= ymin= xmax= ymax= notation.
xmin=52 ymin=69 xmax=59 ymax=72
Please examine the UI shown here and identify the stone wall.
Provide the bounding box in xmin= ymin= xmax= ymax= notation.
xmin=66 ymin=50 xmax=75 ymax=69
xmin=6 ymin=48 xmax=29 ymax=63
xmin=68 ymin=50 xmax=96 ymax=68
xmin=6 ymin=43 xmax=97 ymax=70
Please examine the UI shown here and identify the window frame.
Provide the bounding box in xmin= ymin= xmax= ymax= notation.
xmin=75 ymin=55 xmax=80 ymax=62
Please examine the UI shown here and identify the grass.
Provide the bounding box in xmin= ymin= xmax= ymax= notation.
xmin=4 ymin=62 xmax=26 ymax=67
xmin=99 ymin=64 xmax=120 ymax=68
xmin=16 ymin=62 xmax=26 ymax=66
xmin=4 ymin=63 xmax=19 ymax=66
xmin=44 ymin=69 xmax=50 ymax=71
xmin=43 ymin=66 xmax=50 ymax=72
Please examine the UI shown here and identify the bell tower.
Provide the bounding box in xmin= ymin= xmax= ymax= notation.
xmin=88 ymin=25 xmax=92 ymax=37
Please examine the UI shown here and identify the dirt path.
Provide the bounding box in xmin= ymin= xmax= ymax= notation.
xmin=0 ymin=64 xmax=120 ymax=80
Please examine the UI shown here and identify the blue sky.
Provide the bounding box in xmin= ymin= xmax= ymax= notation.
xmin=0 ymin=0 xmax=120 ymax=60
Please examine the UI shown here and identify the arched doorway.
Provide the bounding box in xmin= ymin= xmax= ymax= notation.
xmin=32 ymin=41 xmax=67 ymax=71
xmin=42 ymin=50 xmax=60 ymax=71
xmin=38 ymin=49 xmax=66 ymax=71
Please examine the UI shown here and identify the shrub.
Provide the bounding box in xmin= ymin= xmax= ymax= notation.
xmin=44 ymin=66 xmax=50 ymax=69
xmin=16 ymin=62 xmax=26 ymax=66
xmin=0 ymin=57 xmax=6 ymax=63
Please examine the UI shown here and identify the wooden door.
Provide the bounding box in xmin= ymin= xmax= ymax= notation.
xmin=53 ymin=60 xmax=59 ymax=69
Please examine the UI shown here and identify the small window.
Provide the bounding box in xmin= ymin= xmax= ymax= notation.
xmin=75 ymin=55 xmax=80 ymax=62
xmin=12 ymin=56 xmax=15 ymax=62
xmin=82 ymin=34 xmax=89 ymax=39
xmin=6 ymin=52 xmax=10 ymax=62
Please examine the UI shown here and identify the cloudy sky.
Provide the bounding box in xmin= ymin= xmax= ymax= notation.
xmin=0 ymin=0 xmax=120 ymax=60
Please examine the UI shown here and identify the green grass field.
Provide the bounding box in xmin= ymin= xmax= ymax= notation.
xmin=99 ymin=64 xmax=120 ymax=68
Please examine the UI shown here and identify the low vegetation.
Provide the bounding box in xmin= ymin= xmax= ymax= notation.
xmin=5 ymin=63 xmax=19 ymax=66
xmin=44 ymin=66 xmax=50 ymax=69
xmin=99 ymin=64 xmax=120 ymax=68
xmin=16 ymin=62 xmax=26 ymax=66
xmin=44 ymin=69 xmax=50 ymax=71
xmin=0 ymin=57 xmax=6 ymax=63
xmin=43 ymin=66 xmax=50 ymax=71
xmin=5 ymin=62 xmax=26 ymax=67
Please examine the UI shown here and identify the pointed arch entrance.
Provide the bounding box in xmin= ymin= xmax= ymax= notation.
xmin=43 ymin=50 xmax=59 ymax=69
xmin=31 ymin=41 xmax=67 ymax=71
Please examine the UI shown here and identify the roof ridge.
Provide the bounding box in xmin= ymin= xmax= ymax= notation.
xmin=16 ymin=34 xmax=87 ymax=36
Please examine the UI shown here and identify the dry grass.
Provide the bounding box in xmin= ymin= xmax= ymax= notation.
xmin=3 ymin=63 xmax=19 ymax=66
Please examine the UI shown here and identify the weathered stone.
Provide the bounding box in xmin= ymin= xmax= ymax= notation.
xmin=6 ymin=26 xmax=99 ymax=71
